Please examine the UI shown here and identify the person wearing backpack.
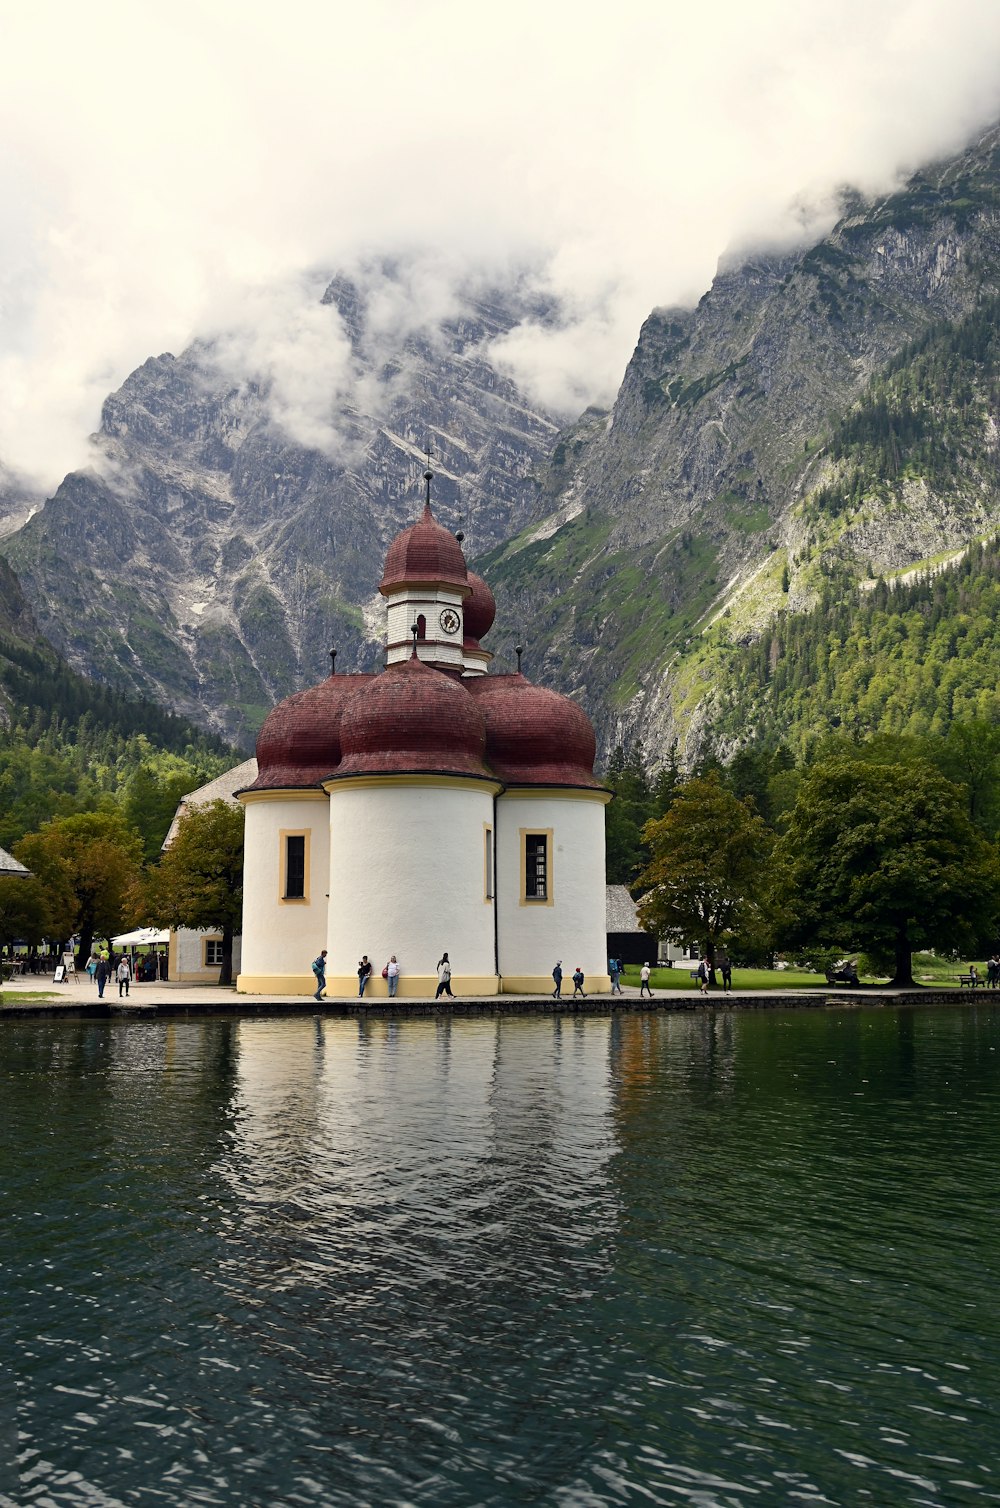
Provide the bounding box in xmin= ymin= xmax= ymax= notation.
xmin=572 ymin=966 xmax=586 ymax=998
xmin=312 ymin=949 xmax=327 ymax=1001
xmin=639 ymin=961 xmax=652 ymax=998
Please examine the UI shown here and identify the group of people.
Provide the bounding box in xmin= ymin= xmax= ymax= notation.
xmin=551 ymin=961 xmax=588 ymax=998
xmin=86 ymin=951 xmax=135 ymax=998
xmin=310 ymin=951 xmax=454 ymax=1001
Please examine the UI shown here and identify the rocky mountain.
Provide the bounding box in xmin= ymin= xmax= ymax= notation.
xmin=0 ymin=274 xmax=560 ymax=746
xmin=480 ymin=123 xmax=1000 ymax=761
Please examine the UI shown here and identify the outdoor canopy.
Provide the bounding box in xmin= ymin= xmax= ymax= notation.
xmin=111 ymin=927 xmax=169 ymax=946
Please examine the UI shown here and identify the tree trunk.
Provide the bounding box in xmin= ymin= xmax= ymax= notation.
xmin=76 ymin=929 xmax=94 ymax=970
xmin=888 ymin=925 xmax=915 ymax=988
xmin=220 ymin=921 xmax=234 ymax=987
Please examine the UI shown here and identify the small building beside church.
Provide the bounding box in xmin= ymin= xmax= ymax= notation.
xmin=236 ymin=475 xmax=611 ymax=997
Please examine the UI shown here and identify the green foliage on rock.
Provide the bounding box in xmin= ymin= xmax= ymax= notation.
xmin=708 ymin=538 xmax=1000 ymax=755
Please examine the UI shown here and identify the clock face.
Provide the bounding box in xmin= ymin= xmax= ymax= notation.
xmin=439 ymin=608 xmax=461 ymax=636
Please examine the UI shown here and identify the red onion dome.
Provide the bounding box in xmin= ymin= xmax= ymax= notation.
xmin=246 ymin=674 xmax=374 ymax=791
xmin=463 ymin=570 xmax=496 ymax=648
xmin=468 ymin=673 xmax=603 ymax=788
xmin=333 ymin=656 xmax=494 ymax=781
xmin=380 ymin=504 xmax=469 ymax=594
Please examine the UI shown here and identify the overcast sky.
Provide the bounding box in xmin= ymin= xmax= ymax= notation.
xmin=2 ymin=0 xmax=1000 ymax=491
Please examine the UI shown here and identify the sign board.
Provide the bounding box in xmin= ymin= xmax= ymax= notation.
xmin=62 ymin=953 xmax=76 ymax=976
xmin=53 ymin=964 xmax=66 ymax=983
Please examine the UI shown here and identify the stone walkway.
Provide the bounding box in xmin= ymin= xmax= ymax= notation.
xmin=0 ymin=973 xmax=967 ymax=1017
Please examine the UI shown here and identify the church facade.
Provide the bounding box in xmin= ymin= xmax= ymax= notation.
xmin=236 ymin=478 xmax=610 ymax=997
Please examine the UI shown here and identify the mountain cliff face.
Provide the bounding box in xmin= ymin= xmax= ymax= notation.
xmin=7 ymin=128 xmax=1000 ymax=763
xmin=481 ymin=124 xmax=1000 ymax=760
xmin=0 ymin=275 xmax=559 ymax=745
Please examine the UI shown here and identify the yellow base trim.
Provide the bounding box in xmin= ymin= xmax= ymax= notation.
xmin=236 ymin=974 xmax=613 ymax=997
xmin=237 ymin=974 xmax=502 ymax=998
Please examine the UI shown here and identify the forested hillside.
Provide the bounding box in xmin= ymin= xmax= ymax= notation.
xmin=699 ymin=536 xmax=1000 ymax=757
xmin=0 ymin=563 xmax=234 ymax=854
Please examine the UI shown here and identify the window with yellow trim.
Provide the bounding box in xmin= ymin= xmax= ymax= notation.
xmin=280 ymin=830 xmax=310 ymax=902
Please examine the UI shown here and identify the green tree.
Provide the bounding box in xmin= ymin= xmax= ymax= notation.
xmin=141 ymin=800 xmax=244 ymax=985
xmin=15 ymin=811 xmax=143 ymax=963
xmin=635 ymin=772 xmax=774 ymax=967
xmin=604 ymin=742 xmax=655 ymax=884
xmin=776 ymin=756 xmax=1000 ymax=986
xmin=0 ymin=876 xmax=51 ymax=955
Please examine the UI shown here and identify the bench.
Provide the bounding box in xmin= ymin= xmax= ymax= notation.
xmin=958 ymin=973 xmax=983 ymax=988
xmin=826 ymin=969 xmax=859 ymax=986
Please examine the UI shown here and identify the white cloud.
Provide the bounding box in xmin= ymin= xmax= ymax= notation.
xmin=0 ymin=0 xmax=999 ymax=487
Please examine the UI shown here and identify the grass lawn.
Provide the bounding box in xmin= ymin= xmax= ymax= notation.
xmin=621 ymin=954 xmax=997 ymax=992
xmin=620 ymin=964 xmax=826 ymax=991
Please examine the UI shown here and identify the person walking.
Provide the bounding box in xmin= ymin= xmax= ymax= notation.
xmin=95 ymin=955 xmax=109 ymax=999
xmin=552 ymin=960 xmax=563 ymax=999
xmin=572 ymin=965 xmax=586 ymax=998
xmin=312 ymin=949 xmax=328 ymax=1001
xmin=718 ymin=951 xmax=733 ymax=994
xmin=358 ymin=956 xmax=373 ymax=997
xmin=435 ymin=953 xmax=454 ymax=999
xmin=639 ymin=961 xmax=652 ymax=998
xmin=386 ymin=955 xmax=400 ymax=998
xmin=609 ymin=957 xmax=622 ymax=994
xmin=696 ymin=958 xmax=710 ymax=995
xmin=116 ymin=956 xmax=132 ymax=998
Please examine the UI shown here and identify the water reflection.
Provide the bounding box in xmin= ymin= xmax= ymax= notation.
xmin=3 ymin=1005 xmax=999 ymax=1507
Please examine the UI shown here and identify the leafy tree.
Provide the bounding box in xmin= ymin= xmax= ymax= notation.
xmin=0 ymin=876 xmax=52 ymax=954
xmin=14 ymin=810 xmax=144 ymax=964
xmin=141 ymin=801 xmax=244 ymax=985
xmin=635 ymin=772 xmax=774 ymax=967
xmin=776 ymin=756 xmax=1000 ymax=986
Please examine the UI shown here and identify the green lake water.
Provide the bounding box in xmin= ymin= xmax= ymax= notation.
xmin=2 ymin=1005 xmax=998 ymax=1506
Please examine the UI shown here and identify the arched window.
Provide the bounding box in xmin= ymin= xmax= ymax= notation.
xmin=415 ymin=614 xmax=426 ymax=640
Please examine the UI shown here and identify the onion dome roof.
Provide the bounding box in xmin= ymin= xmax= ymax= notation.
xmin=333 ymin=655 xmax=494 ymax=781
xmin=468 ymin=673 xmax=603 ymax=789
xmin=463 ymin=570 xmax=496 ymax=648
xmin=246 ymin=674 xmax=375 ymax=791
xmin=380 ymin=503 xmax=469 ymax=594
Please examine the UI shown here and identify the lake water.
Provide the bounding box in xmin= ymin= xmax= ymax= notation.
xmin=2 ymin=1005 xmax=999 ymax=1507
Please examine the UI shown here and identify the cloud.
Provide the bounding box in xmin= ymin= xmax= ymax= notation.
xmin=1 ymin=0 xmax=1000 ymax=488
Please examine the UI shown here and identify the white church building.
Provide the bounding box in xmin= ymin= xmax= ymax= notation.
xmin=236 ymin=475 xmax=610 ymax=998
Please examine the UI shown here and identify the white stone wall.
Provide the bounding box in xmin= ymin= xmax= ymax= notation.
xmin=495 ymin=793 xmax=608 ymax=982
xmin=239 ymin=795 xmax=329 ymax=983
xmin=173 ymin=928 xmax=243 ymax=980
xmin=326 ymin=781 xmax=497 ymax=983
xmin=384 ymin=587 xmax=465 ymax=669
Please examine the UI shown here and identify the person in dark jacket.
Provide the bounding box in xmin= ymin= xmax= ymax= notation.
xmin=572 ymin=966 xmax=586 ymax=998
xmin=95 ymin=956 xmax=109 ymax=999
xmin=552 ymin=960 xmax=563 ymax=999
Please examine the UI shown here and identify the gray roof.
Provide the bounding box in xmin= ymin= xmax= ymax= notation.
xmin=163 ymin=758 xmax=258 ymax=847
xmin=606 ymin=884 xmax=641 ymax=932
xmin=0 ymin=844 xmax=31 ymax=878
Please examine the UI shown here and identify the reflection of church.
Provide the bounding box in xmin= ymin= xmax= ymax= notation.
xmin=236 ymin=475 xmax=610 ymax=998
